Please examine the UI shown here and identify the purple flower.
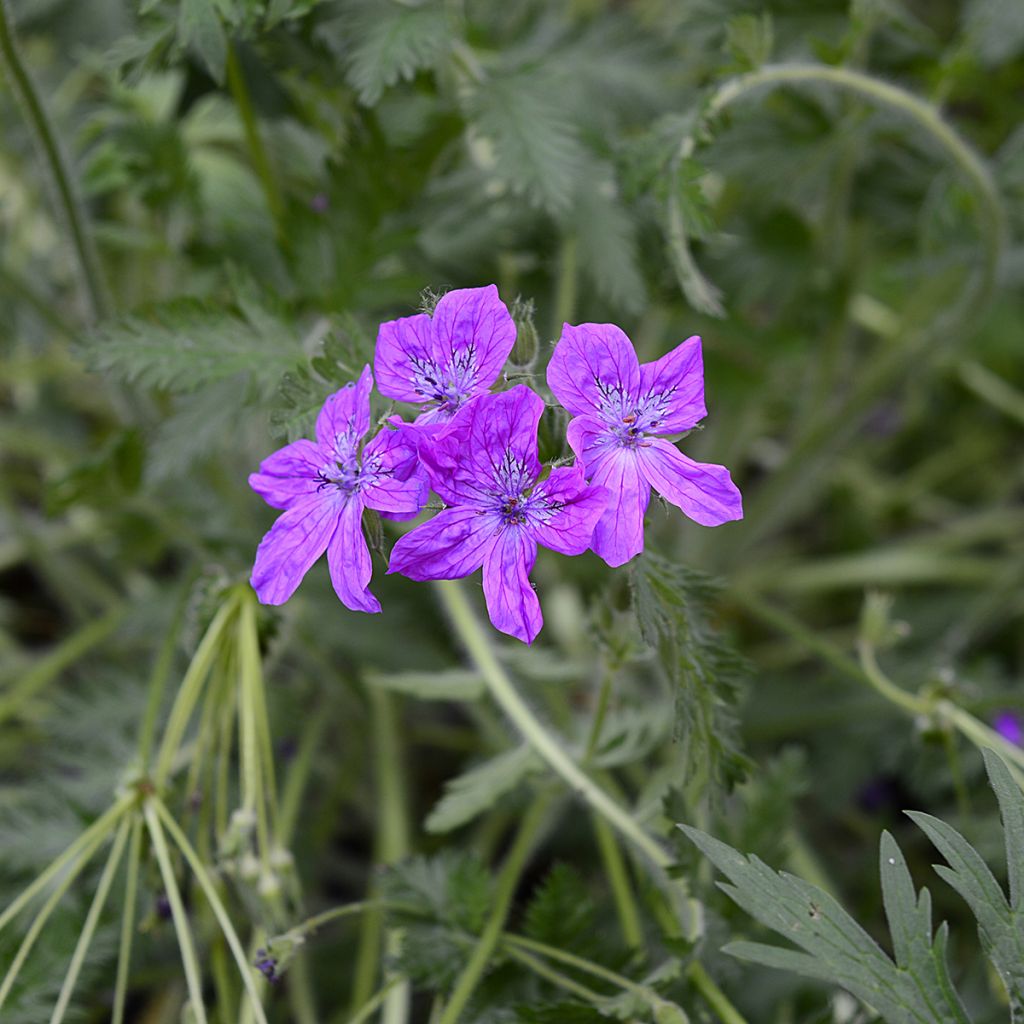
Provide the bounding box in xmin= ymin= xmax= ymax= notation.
xmin=547 ymin=324 xmax=743 ymax=567
xmin=387 ymin=386 xmax=607 ymax=644
xmin=993 ymin=711 xmax=1023 ymax=747
xmin=249 ymin=366 xmax=427 ymax=612
xmin=374 ymin=285 xmax=516 ymax=426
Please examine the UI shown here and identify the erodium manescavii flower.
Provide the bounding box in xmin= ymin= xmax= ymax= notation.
xmin=547 ymin=324 xmax=742 ymax=567
xmin=249 ymin=366 xmax=427 ymax=612
xmin=374 ymin=285 xmax=517 ymax=426
xmin=387 ymin=386 xmax=607 ymax=644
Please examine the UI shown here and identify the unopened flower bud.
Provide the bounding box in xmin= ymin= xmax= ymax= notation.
xmin=509 ymin=297 xmax=538 ymax=370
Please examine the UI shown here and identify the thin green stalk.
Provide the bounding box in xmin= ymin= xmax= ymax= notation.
xmin=143 ymin=802 xmax=209 ymax=1024
xmin=0 ymin=794 xmax=133 ymax=935
xmin=0 ymin=603 xmax=126 ymax=726
xmin=856 ymin=641 xmax=929 ymax=716
xmin=239 ymin=596 xmax=279 ymax=833
xmin=112 ymin=815 xmax=144 ymax=1024
xmin=50 ymin=817 xmax=131 ymax=1024
xmin=225 ymin=42 xmax=286 ymax=245
xmin=277 ymin=711 xmax=327 ymax=848
xmin=551 ymin=235 xmax=578 ymax=336
xmin=347 ymin=978 xmax=403 ymax=1024
xmin=0 ymin=813 xmax=120 ymax=1010
xmin=0 ymin=0 xmax=109 ymax=320
xmin=439 ymin=795 xmax=553 ymax=1024
xmin=154 ymin=594 xmax=239 ymax=789
xmin=687 ymin=962 xmax=748 ymax=1024
xmin=503 ymin=946 xmax=605 ymax=1004
xmin=153 ymin=797 xmax=270 ymax=1024
xmin=435 ymin=580 xmax=672 ymax=873
xmin=591 ymin=814 xmax=643 ymax=949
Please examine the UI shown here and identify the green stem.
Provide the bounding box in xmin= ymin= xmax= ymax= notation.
xmin=0 ymin=603 xmax=126 ymax=726
xmin=687 ymin=962 xmax=748 ymax=1024
xmin=551 ymin=235 xmax=578 ymax=336
xmin=347 ymin=978 xmax=403 ymax=1024
xmin=591 ymin=814 xmax=643 ymax=949
xmin=856 ymin=640 xmax=929 ymax=716
xmin=111 ymin=815 xmax=144 ymax=1024
xmin=0 ymin=813 xmax=119 ymax=1009
xmin=0 ymin=0 xmax=108 ymax=320
xmin=0 ymin=794 xmax=133 ymax=935
xmin=144 ymin=802 xmax=209 ymax=1024
xmin=225 ymin=42 xmax=287 ymax=246
xmin=277 ymin=711 xmax=326 ymax=848
xmin=152 ymin=797 xmax=270 ymax=1024
xmin=503 ymin=946 xmax=605 ymax=1003
xmin=435 ymin=580 xmax=672 ymax=873
xmin=439 ymin=795 xmax=552 ymax=1024
xmin=49 ymin=816 xmax=131 ymax=1024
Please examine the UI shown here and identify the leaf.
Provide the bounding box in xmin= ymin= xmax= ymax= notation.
xmin=318 ymin=0 xmax=451 ymax=106
xmin=366 ymin=668 xmax=484 ymax=701
xmin=384 ymin=851 xmax=494 ymax=932
xmin=465 ymin=71 xmax=588 ymax=215
xmin=178 ymin=0 xmax=227 ymax=83
xmin=523 ymin=864 xmax=597 ymax=952
xmin=680 ymin=825 xmax=970 ymax=1024
xmin=82 ymin=299 xmax=304 ymax=395
xmin=630 ymin=554 xmax=749 ymax=796
xmin=425 ymin=745 xmax=539 ymax=833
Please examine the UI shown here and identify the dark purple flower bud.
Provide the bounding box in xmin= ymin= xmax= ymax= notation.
xmin=155 ymin=894 xmax=172 ymax=920
xmin=255 ymin=949 xmax=279 ymax=983
xmin=993 ymin=711 xmax=1023 ymax=747
xmin=310 ymin=192 xmax=329 ymax=214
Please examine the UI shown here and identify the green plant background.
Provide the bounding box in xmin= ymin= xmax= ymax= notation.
xmin=1 ymin=0 xmax=1023 ymax=1022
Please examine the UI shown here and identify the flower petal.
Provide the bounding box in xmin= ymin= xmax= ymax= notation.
xmin=248 ymin=438 xmax=324 ymax=510
xmin=316 ymin=365 xmax=373 ymax=454
xmin=361 ymin=425 xmax=429 ymax=521
xmin=547 ymin=323 xmax=641 ymax=420
xmin=431 ymin=284 xmax=516 ymax=395
xmin=638 ymin=335 xmax=707 ymax=432
xmin=251 ymin=493 xmax=340 ymax=605
xmin=638 ymin=438 xmax=743 ymax=526
xmin=588 ymin=447 xmax=650 ymax=568
xmin=482 ymin=528 xmax=542 ymax=644
xmin=530 ymin=466 xmax=608 ymax=556
xmin=566 ymin=414 xmax=616 ymax=476
xmin=388 ymin=507 xmax=498 ymax=580
xmin=420 ymin=387 xmax=543 ymax=506
xmin=374 ymin=312 xmax=437 ymax=404
xmin=326 ymin=499 xmax=381 ymax=613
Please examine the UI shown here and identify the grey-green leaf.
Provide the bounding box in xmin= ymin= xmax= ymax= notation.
xmin=365 ymin=669 xmax=484 ymax=701
xmin=178 ymin=0 xmax=227 ymax=84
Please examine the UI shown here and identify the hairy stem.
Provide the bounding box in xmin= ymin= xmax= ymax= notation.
xmin=111 ymin=815 xmax=144 ymax=1024
xmin=0 ymin=0 xmax=108 ymax=320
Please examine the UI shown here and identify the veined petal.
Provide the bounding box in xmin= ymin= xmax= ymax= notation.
xmin=431 ymin=285 xmax=516 ymax=394
xmin=482 ymin=528 xmax=542 ymax=645
xmin=589 ymin=448 xmax=650 ymax=568
xmin=638 ymin=438 xmax=743 ymax=527
xmin=374 ymin=312 xmax=436 ymax=404
xmin=547 ymin=323 xmax=641 ymax=420
xmin=251 ymin=493 xmax=340 ymax=605
xmin=327 ymin=499 xmax=381 ymax=613
xmin=388 ymin=507 xmax=498 ymax=581
xmin=249 ymin=438 xmax=324 ymax=510
xmin=566 ymin=414 xmax=617 ymax=477
xmin=638 ymin=335 xmax=707 ymax=432
xmin=316 ymin=365 xmax=373 ymax=454
xmin=530 ymin=466 xmax=608 ymax=556
xmin=361 ymin=425 xmax=429 ymax=521
xmin=421 ymin=387 xmax=543 ymax=506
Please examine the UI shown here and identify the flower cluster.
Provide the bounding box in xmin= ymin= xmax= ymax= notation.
xmin=250 ymin=285 xmax=742 ymax=643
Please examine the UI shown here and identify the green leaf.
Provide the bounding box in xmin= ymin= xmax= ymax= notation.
xmin=366 ymin=668 xmax=484 ymax=701
xmin=680 ymin=825 xmax=970 ymax=1024
xmin=725 ymin=13 xmax=774 ymax=72
xmin=178 ymin=0 xmax=227 ymax=84
xmin=523 ymin=864 xmax=597 ymax=952
xmin=318 ymin=0 xmax=451 ymax=106
xmin=82 ymin=299 xmax=303 ymax=396
xmin=465 ymin=71 xmax=588 ymax=215
xmin=425 ymin=745 xmax=539 ymax=833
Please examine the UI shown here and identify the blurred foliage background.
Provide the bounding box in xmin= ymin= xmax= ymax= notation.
xmin=1 ymin=0 xmax=1023 ymax=1021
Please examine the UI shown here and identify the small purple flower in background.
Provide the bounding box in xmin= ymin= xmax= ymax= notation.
xmin=249 ymin=366 xmax=427 ymax=612
xmin=388 ymin=386 xmax=607 ymax=644
xmin=993 ymin=711 xmax=1023 ymax=747
xmin=374 ymin=285 xmax=516 ymax=427
xmin=547 ymin=324 xmax=742 ymax=567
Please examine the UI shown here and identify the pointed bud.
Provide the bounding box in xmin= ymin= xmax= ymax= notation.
xmin=509 ymin=297 xmax=538 ymax=370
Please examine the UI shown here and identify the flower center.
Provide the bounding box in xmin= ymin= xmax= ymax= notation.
xmin=318 ymin=450 xmax=384 ymax=499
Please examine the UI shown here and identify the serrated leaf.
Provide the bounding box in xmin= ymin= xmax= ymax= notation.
xmin=523 ymin=864 xmax=597 ymax=952
xmin=383 ymin=851 xmax=494 ymax=932
xmin=465 ymin=72 xmax=588 ymax=215
xmin=982 ymin=748 xmax=1024 ymax=910
xmin=366 ymin=668 xmax=484 ymax=701
xmin=178 ymin=0 xmax=227 ymax=83
xmin=425 ymin=745 xmax=539 ymax=833
xmin=680 ymin=825 xmax=971 ymax=1024
xmin=82 ymin=299 xmax=303 ymax=395
xmin=318 ymin=0 xmax=451 ymax=106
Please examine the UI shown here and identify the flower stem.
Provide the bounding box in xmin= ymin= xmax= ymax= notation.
xmin=111 ymin=815 xmax=143 ymax=1024
xmin=503 ymin=946 xmax=605 ymax=1003
xmin=49 ymin=816 xmax=131 ymax=1024
xmin=438 ymin=794 xmax=553 ymax=1024
xmin=591 ymin=813 xmax=644 ymax=949
xmin=687 ymin=962 xmax=748 ymax=1024
xmin=0 ymin=0 xmax=109 ymax=321
xmin=435 ymin=580 xmax=673 ymax=873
